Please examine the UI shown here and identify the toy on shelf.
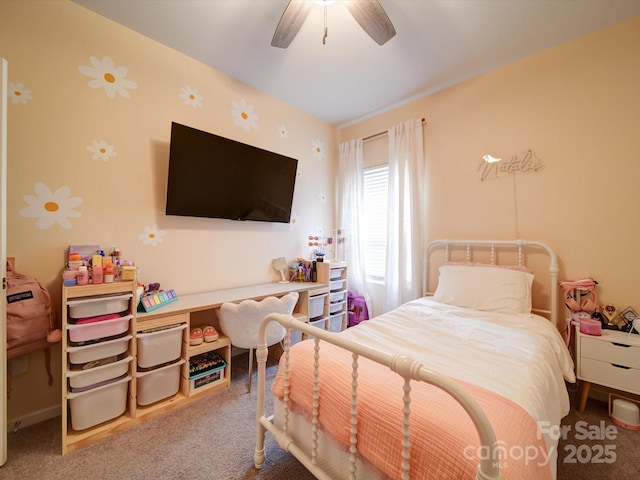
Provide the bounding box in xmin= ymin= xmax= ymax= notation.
xmin=138 ymin=282 xmax=178 ymax=313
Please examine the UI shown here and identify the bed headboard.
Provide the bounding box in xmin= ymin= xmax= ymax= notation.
xmin=424 ymin=239 xmax=559 ymax=326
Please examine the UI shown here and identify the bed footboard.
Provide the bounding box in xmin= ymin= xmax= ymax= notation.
xmin=254 ymin=313 xmax=502 ymax=480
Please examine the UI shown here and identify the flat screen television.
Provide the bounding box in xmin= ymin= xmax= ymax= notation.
xmin=165 ymin=122 xmax=298 ymax=223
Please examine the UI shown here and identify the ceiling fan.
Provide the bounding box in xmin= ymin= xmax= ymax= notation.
xmin=271 ymin=0 xmax=396 ymax=48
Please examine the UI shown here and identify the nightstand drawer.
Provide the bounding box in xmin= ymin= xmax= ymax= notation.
xmin=581 ymin=336 xmax=640 ymax=368
xmin=580 ymin=357 xmax=640 ymax=394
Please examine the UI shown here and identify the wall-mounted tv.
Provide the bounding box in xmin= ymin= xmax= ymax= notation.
xmin=165 ymin=122 xmax=298 ymax=223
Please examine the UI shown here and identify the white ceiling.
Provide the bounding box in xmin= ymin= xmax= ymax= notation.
xmin=72 ymin=0 xmax=640 ymax=126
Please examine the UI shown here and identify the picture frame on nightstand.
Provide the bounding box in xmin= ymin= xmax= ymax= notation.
xmin=602 ymin=304 xmax=618 ymax=323
xmin=619 ymin=306 xmax=639 ymax=325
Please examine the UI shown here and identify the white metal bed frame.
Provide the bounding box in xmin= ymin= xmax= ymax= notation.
xmin=254 ymin=239 xmax=559 ymax=480
xmin=425 ymin=239 xmax=559 ymax=325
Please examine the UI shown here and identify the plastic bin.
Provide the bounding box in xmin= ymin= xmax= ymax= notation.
xmin=67 ymin=315 xmax=132 ymax=343
xmin=67 ymin=334 xmax=131 ymax=365
xmin=329 ymin=279 xmax=346 ymax=292
xmin=189 ymin=351 xmax=225 ymax=378
xmin=330 ymin=268 xmax=344 ymax=280
xmin=67 ymin=355 xmax=132 ymax=389
xmin=136 ymin=359 xmax=185 ymax=406
xmin=136 ymin=323 xmax=187 ymax=368
xmin=329 ymin=301 xmax=346 ymax=315
xmin=328 ymin=313 xmax=344 ymax=333
xmin=190 ymin=365 xmax=225 ymax=392
xmin=330 ymin=290 xmax=346 ymax=303
xmin=309 ymin=293 xmax=327 ymax=319
xmin=67 ymin=293 xmax=132 ymax=319
xmin=68 ymin=373 xmax=128 ymax=393
xmin=67 ymin=375 xmax=130 ymax=431
xmin=309 ymin=317 xmax=326 ymax=330
xmin=306 ymin=317 xmax=326 ymax=339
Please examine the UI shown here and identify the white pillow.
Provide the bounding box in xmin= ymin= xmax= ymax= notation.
xmin=433 ymin=264 xmax=534 ymax=314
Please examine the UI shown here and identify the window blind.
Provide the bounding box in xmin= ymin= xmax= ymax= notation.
xmin=363 ymin=164 xmax=388 ymax=280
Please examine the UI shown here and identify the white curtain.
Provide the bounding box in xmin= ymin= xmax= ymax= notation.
xmin=337 ymin=139 xmax=370 ymax=313
xmin=383 ymin=119 xmax=425 ymax=312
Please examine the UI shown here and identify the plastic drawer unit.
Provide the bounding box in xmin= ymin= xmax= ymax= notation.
xmin=67 ymin=356 xmax=132 ymax=390
xmin=136 ymin=323 xmax=187 ymax=369
xmin=309 ymin=293 xmax=327 ymax=319
xmin=136 ymin=359 xmax=185 ymax=406
xmin=67 ymin=293 xmax=132 ymax=318
xmin=67 ymin=334 xmax=132 ymax=365
xmin=67 ymin=376 xmax=131 ymax=431
xmin=67 ymin=315 xmax=133 ymax=343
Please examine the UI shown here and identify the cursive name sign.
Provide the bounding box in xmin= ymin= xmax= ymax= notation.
xmin=478 ymin=150 xmax=542 ymax=181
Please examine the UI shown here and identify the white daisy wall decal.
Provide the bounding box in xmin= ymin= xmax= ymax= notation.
xmin=8 ymin=82 xmax=32 ymax=104
xmin=277 ymin=125 xmax=289 ymax=139
xmin=312 ymin=139 xmax=326 ymax=161
xmin=138 ymin=224 xmax=166 ymax=246
xmin=289 ymin=213 xmax=300 ymax=226
xmin=179 ymin=85 xmax=203 ymax=108
xmin=231 ymin=98 xmax=258 ymax=132
xmin=78 ymin=56 xmax=138 ymax=99
xmin=20 ymin=182 xmax=83 ymax=230
xmin=318 ymin=192 xmax=328 ymax=203
xmin=86 ymin=140 xmax=117 ymax=161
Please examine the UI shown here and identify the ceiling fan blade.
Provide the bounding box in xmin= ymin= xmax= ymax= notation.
xmin=345 ymin=0 xmax=396 ymax=46
xmin=271 ymin=0 xmax=313 ymax=49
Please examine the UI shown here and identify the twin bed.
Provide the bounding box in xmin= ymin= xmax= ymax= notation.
xmin=254 ymin=240 xmax=575 ymax=479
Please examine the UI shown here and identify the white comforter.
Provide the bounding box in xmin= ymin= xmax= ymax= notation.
xmin=339 ymin=297 xmax=576 ymax=436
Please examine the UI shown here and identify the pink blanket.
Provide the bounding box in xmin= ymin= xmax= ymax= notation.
xmin=272 ymin=340 xmax=552 ymax=480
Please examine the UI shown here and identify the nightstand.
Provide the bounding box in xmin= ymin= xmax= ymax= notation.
xmin=574 ymin=322 xmax=640 ymax=413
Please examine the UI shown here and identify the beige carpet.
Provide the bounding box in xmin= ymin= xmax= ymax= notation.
xmin=2 ymin=354 xmax=313 ymax=480
xmin=557 ymin=382 xmax=640 ymax=480
xmin=2 ymin=356 xmax=639 ymax=479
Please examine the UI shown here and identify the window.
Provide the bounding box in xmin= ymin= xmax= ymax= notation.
xmin=363 ymin=164 xmax=388 ymax=280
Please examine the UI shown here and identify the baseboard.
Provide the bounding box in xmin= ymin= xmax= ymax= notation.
xmin=7 ymin=404 xmax=61 ymax=433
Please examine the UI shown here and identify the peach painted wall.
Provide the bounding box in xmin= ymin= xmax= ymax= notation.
xmin=341 ymin=15 xmax=640 ymax=321
xmin=0 ymin=1 xmax=336 ymax=423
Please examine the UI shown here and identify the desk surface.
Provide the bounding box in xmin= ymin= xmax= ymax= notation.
xmin=137 ymin=281 xmax=328 ymax=321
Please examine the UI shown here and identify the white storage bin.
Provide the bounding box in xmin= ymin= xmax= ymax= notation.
xmin=190 ymin=365 xmax=225 ymax=392
xmin=329 ymin=279 xmax=346 ymax=292
xmin=68 ymin=376 xmax=130 ymax=431
xmin=306 ymin=317 xmax=326 ymax=339
xmin=67 ymin=335 xmax=132 ymax=365
xmin=328 ymin=313 xmax=345 ymax=333
xmin=329 ymin=301 xmax=346 ymax=315
xmin=67 ymin=315 xmax=132 ymax=343
xmin=68 ymin=293 xmax=132 ymax=319
xmin=136 ymin=359 xmax=185 ymax=406
xmin=330 ymin=268 xmax=344 ymax=280
xmin=137 ymin=323 xmax=187 ymax=368
xmin=330 ymin=290 xmax=346 ymax=303
xmin=309 ymin=293 xmax=327 ymax=319
xmin=67 ymin=355 xmax=132 ymax=389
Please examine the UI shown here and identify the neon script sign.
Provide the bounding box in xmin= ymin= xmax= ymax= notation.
xmin=478 ymin=150 xmax=542 ymax=181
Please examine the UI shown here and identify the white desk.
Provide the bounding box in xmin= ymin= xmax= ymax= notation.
xmin=136 ymin=281 xmax=328 ymax=321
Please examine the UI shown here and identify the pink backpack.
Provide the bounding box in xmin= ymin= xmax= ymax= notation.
xmin=6 ymin=261 xmax=61 ymax=359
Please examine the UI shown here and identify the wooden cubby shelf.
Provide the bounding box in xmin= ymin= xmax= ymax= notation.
xmin=61 ymin=279 xmax=335 ymax=453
